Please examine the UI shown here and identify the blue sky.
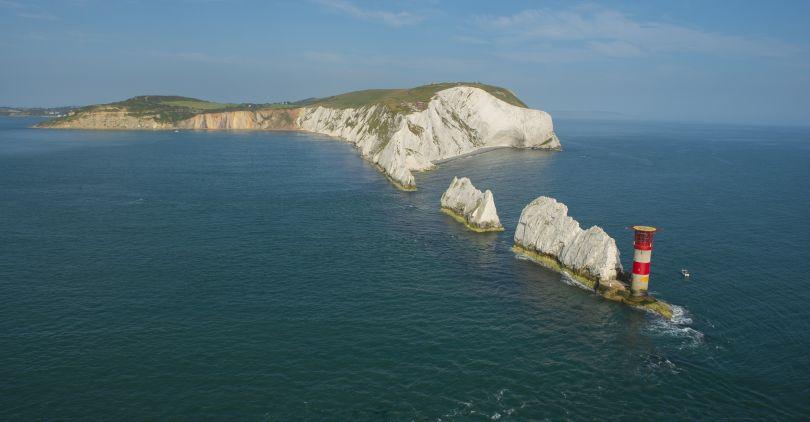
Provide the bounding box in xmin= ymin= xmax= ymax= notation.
xmin=1 ymin=0 xmax=809 ymax=125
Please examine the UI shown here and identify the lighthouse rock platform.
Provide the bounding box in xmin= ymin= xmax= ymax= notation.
xmin=440 ymin=177 xmax=504 ymax=232
xmin=513 ymin=196 xmax=675 ymax=320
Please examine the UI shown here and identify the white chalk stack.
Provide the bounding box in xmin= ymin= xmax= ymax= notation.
xmin=440 ymin=177 xmax=503 ymax=232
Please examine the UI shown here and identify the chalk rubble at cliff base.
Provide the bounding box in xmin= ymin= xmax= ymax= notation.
xmin=513 ymin=196 xmax=674 ymax=319
xmin=440 ymin=177 xmax=503 ymax=232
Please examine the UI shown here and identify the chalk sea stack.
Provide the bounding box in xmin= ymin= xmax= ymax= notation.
xmin=36 ymin=83 xmax=561 ymax=191
xmin=513 ymin=196 xmax=674 ymax=319
xmin=440 ymin=177 xmax=503 ymax=232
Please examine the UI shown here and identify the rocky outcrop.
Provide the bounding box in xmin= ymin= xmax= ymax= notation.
xmin=174 ymin=109 xmax=298 ymax=130
xmin=513 ymin=196 xmax=674 ymax=319
xmin=514 ymin=196 xmax=623 ymax=283
xmin=297 ymin=86 xmax=560 ymax=190
xmin=440 ymin=177 xmax=503 ymax=232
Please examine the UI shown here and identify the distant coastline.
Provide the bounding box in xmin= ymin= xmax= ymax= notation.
xmin=34 ymin=83 xmax=562 ymax=191
xmin=0 ymin=106 xmax=77 ymax=118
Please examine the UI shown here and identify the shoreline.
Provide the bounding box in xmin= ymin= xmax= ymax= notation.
xmin=440 ymin=207 xmax=504 ymax=232
xmin=432 ymin=141 xmax=562 ymax=166
xmin=32 ymin=125 xmax=307 ymax=132
xmin=432 ymin=146 xmax=511 ymax=165
xmin=32 ymin=122 xmax=426 ymax=191
xmin=33 ymin=126 xmax=542 ymax=193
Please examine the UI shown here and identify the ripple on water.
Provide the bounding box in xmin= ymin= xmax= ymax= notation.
xmin=644 ymin=305 xmax=705 ymax=350
xmin=3 ymin=118 xmax=810 ymax=419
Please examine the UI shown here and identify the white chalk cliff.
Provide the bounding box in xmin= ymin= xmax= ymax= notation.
xmin=514 ymin=196 xmax=623 ymax=282
xmin=39 ymin=85 xmax=560 ymax=190
xmin=296 ymin=87 xmax=560 ymax=189
xmin=440 ymin=177 xmax=503 ymax=232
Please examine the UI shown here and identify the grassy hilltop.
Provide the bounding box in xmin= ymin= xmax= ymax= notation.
xmin=1 ymin=106 xmax=78 ymax=117
xmin=40 ymin=82 xmax=528 ymax=126
xmin=75 ymin=96 xmax=267 ymax=123
xmin=300 ymin=82 xmax=527 ymax=112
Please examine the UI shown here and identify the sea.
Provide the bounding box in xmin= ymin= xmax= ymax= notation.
xmin=1 ymin=116 xmax=809 ymax=420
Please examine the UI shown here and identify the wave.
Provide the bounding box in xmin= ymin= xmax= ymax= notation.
xmin=645 ymin=305 xmax=705 ymax=349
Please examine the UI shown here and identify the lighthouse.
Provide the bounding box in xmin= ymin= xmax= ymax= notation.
xmin=631 ymin=226 xmax=657 ymax=296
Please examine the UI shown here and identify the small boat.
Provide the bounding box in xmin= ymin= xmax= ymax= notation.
xmin=681 ymin=269 xmax=691 ymax=278
xmin=173 ymin=130 xmax=179 ymax=133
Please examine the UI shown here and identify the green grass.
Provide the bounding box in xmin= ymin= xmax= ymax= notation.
xmin=41 ymin=82 xmax=529 ymax=125
xmin=108 ymin=96 xmax=251 ymax=122
xmin=307 ymin=82 xmax=527 ymax=113
xmin=160 ymin=99 xmax=236 ymax=110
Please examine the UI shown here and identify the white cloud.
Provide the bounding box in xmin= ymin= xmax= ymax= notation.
xmin=18 ymin=12 xmax=58 ymax=21
xmin=151 ymin=51 xmax=240 ymax=64
xmin=316 ymin=0 xmax=423 ymax=27
xmin=473 ymin=4 xmax=800 ymax=61
xmin=586 ymin=40 xmax=643 ymax=58
xmin=1 ymin=0 xmax=60 ymax=21
xmin=0 ymin=0 xmax=24 ymax=8
xmin=299 ymin=50 xmax=480 ymax=73
xmin=451 ymin=35 xmax=491 ymax=46
xmin=301 ymin=51 xmax=347 ymax=63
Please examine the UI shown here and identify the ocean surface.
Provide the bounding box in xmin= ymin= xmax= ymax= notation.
xmin=1 ymin=116 xmax=809 ymax=420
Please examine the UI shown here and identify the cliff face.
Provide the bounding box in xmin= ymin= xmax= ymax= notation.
xmin=37 ymin=85 xmax=560 ymax=190
xmin=514 ymin=196 xmax=623 ymax=283
xmin=440 ymin=176 xmax=503 ymax=232
xmin=39 ymin=108 xmax=173 ymax=129
xmin=41 ymin=109 xmax=299 ymax=131
xmin=174 ymin=109 xmax=298 ymax=130
xmin=297 ymin=87 xmax=560 ymax=190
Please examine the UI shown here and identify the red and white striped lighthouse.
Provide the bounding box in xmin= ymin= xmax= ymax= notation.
xmin=631 ymin=226 xmax=657 ymax=296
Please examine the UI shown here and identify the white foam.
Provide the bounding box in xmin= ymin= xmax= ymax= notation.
xmin=559 ymin=272 xmax=593 ymax=292
xmin=645 ymin=305 xmax=705 ymax=349
xmin=637 ymin=352 xmax=680 ymax=375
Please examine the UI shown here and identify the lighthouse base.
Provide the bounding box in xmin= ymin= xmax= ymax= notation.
xmin=512 ymin=245 xmax=675 ymax=320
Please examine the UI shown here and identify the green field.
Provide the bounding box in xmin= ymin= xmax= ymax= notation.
xmin=41 ymin=82 xmax=529 ymax=124
xmin=110 ymin=96 xmax=250 ymax=122
xmin=160 ymin=100 xmax=237 ymax=110
xmin=306 ymin=82 xmax=527 ymax=113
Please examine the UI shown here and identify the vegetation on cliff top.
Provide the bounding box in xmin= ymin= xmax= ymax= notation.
xmin=104 ymin=96 xmax=259 ymax=123
xmin=39 ymin=83 xmax=528 ymax=125
xmin=301 ymin=82 xmax=527 ymax=113
xmin=1 ymin=106 xmax=78 ymax=117
xmin=37 ymin=95 xmax=274 ymax=126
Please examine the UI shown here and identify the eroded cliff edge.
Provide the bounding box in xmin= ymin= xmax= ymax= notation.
xmin=36 ymin=83 xmax=561 ymax=190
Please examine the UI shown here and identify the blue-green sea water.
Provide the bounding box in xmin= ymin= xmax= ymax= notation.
xmin=1 ymin=116 xmax=809 ymax=420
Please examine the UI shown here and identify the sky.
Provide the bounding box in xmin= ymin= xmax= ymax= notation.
xmin=1 ymin=0 xmax=809 ymax=125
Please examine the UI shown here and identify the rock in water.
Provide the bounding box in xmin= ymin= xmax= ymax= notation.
xmin=513 ymin=196 xmax=675 ymax=320
xmin=514 ymin=196 xmax=622 ymax=282
xmin=440 ymin=177 xmax=503 ymax=232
